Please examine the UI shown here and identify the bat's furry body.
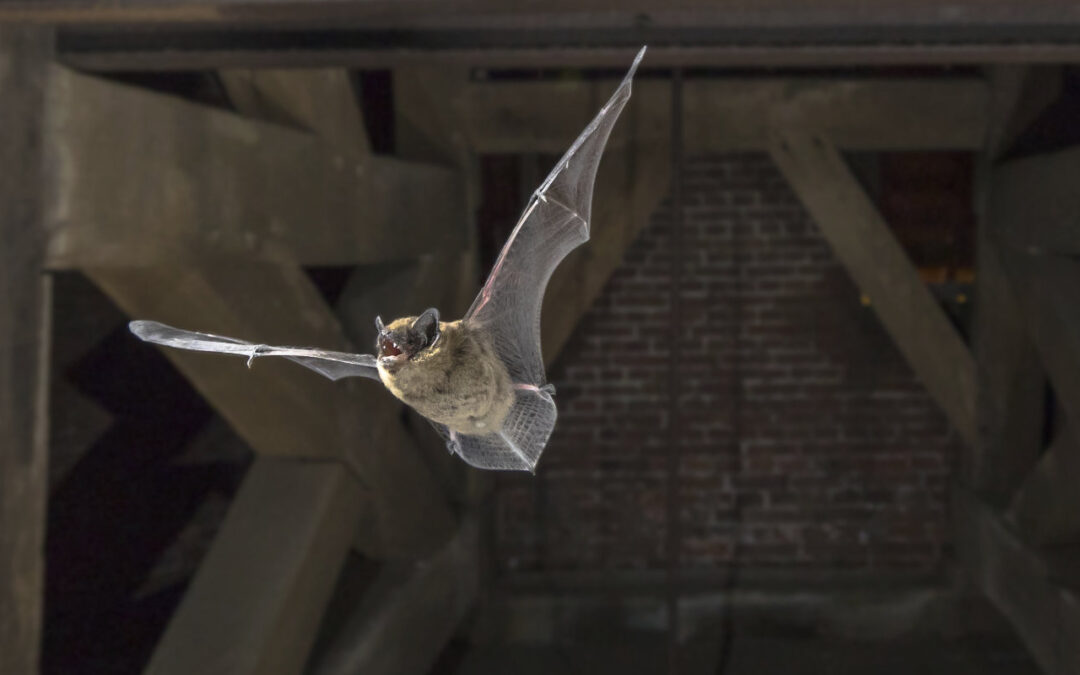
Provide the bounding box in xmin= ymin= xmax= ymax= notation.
xmin=378 ymin=317 xmax=513 ymax=435
xmin=127 ymin=47 xmax=646 ymax=471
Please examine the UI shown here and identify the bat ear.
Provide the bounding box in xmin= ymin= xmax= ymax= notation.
xmin=410 ymin=308 xmax=440 ymax=347
xmin=374 ymin=316 xmax=385 ymax=333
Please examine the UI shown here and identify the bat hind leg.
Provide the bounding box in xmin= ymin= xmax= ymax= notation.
xmin=513 ymin=382 xmax=556 ymax=397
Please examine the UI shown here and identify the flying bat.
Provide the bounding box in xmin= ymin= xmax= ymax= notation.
xmin=129 ymin=47 xmax=646 ymax=472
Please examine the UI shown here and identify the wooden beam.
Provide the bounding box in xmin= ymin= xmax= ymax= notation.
xmin=443 ymin=78 xmax=987 ymax=154
xmin=42 ymin=66 xmax=464 ymax=269
xmin=768 ymin=125 xmax=977 ymax=446
xmin=145 ymin=458 xmax=364 ymax=675
xmin=991 ymin=145 xmax=1080 ymax=254
xmin=954 ymin=487 xmax=1080 ymax=675
xmin=87 ymin=256 xmax=456 ymax=558
xmin=1008 ymin=430 xmax=1080 ymax=545
xmin=308 ymin=517 xmax=479 ymax=675
xmin=991 ymin=249 xmax=1080 ymax=444
xmin=0 ymin=27 xmax=52 ymax=675
xmin=219 ymin=68 xmax=371 ymax=155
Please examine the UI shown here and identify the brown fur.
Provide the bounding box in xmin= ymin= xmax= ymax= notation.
xmin=377 ymin=318 xmax=513 ymax=435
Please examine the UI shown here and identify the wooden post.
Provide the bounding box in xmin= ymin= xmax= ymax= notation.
xmin=0 ymin=27 xmax=52 ymax=675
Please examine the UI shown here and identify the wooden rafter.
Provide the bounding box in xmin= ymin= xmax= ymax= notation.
xmin=440 ymin=78 xmax=988 ymax=154
xmin=145 ymin=458 xmax=365 ymax=675
xmin=43 ymin=66 xmax=464 ymax=269
xmin=219 ymin=68 xmax=371 ymax=155
xmin=309 ymin=518 xmax=479 ymax=675
xmin=990 ymin=145 xmax=1080 ymax=255
xmin=0 ymin=27 xmax=52 ymax=675
xmin=954 ymin=487 xmax=1080 ymax=675
xmin=1008 ymin=430 xmax=1080 ymax=544
xmin=768 ymin=125 xmax=978 ymax=446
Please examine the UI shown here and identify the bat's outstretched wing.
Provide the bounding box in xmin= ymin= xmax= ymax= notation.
xmin=129 ymin=320 xmax=380 ymax=382
xmin=450 ymin=47 xmax=645 ymax=472
xmin=464 ymin=47 xmax=645 ymax=387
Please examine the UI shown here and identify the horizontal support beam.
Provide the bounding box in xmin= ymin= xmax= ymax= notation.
xmin=43 ymin=66 xmax=464 ymax=269
xmin=954 ymin=487 xmax=1080 ymax=675
xmin=769 ymin=125 xmax=978 ymax=445
xmin=145 ymin=458 xmax=364 ymax=675
xmin=447 ymin=78 xmax=987 ymax=154
xmin=310 ymin=518 xmax=479 ymax=675
xmin=991 ymin=145 xmax=1080 ymax=254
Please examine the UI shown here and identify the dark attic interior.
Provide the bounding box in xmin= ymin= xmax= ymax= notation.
xmin=3 ymin=3 xmax=1080 ymax=674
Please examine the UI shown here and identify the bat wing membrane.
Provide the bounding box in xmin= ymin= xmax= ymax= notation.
xmin=464 ymin=47 xmax=645 ymax=387
xmin=129 ymin=320 xmax=381 ymax=382
xmin=433 ymin=386 xmax=556 ymax=472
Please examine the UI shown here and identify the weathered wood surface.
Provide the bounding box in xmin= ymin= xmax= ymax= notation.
xmin=954 ymin=487 xmax=1080 ymax=675
xmin=87 ymin=257 xmax=456 ymax=558
xmin=769 ymin=125 xmax=978 ymax=445
xmin=145 ymin=458 xmax=364 ymax=675
xmin=968 ymin=188 xmax=1044 ymax=504
xmin=991 ymin=248 xmax=1080 ymax=448
xmin=0 ymin=27 xmax=53 ymax=675
xmin=991 ymin=145 xmax=1080 ymax=254
xmin=219 ymin=68 xmax=371 ymax=155
xmin=43 ymin=66 xmax=464 ymax=269
xmin=1008 ymin=430 xmax=1080 ymax=544
xmin=308 ymin=518 xmax=479 ymax=675
xmin=443 ymin=78 xmax=987 ymax=154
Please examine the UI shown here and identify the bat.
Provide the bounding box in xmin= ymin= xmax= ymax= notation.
xmin=129 ymin=46 xmax=646 ymax=472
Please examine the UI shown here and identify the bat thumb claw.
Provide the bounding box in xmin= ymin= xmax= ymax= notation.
xmin=246 ymin=344 xmax=268 ymax=368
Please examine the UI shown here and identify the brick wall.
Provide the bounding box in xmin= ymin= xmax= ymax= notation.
xmin=494 ymin=153 xmax=957 ymax=574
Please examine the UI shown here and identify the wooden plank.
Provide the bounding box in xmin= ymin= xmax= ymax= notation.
xmin=991 ymin=145 xmax=1080 ymax=254
xmin=219 ymin=68 xmax=371 ymax=154
xmin=0 ymin=27 xmax=52 ymax=675
xmin=9 ymin=0 xmax=1080 ymax=37
xmin=42 ymin=66 xmax=464 ymax=269
xmin=991 ymin=249 xmax=1080 ymax=446
xmin=87 ymin=256 xmax=456 ymax=558
xmin=1008 ymin=430 xmax=1080 ymax=544
xmin=145 ymin=458 xmax=364 ymax=675
xmin=308 ymin=517 xmax=479 ymax=675
xmin=769 ymin=125 xmax=977 ymax=445
xmin=442 ymin=78 xmax=987 ymax=154
xmin=954 ymin=487 xmax=1080 ymax=675
xmin=967 ymin=176 xmax=1044 ymax=504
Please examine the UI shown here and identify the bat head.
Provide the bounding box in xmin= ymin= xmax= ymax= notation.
xmin=374 ymin=308 xmax=441 ymax=368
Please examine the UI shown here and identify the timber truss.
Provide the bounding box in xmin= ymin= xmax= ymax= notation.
xmin=2 ymin=14 xmax=1078 ymax=675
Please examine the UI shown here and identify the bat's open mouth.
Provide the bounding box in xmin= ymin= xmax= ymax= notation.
xmin=379 ymin=337 xmax=402 ymax=357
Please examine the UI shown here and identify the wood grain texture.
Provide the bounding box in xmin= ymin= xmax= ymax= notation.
xmin=769 ymin=125 xmax=977 ymax=445
xmin=43 ymin=66 xmax=463 ymax=269
xmin=0 ymin=27 xmax=52 ymax=675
